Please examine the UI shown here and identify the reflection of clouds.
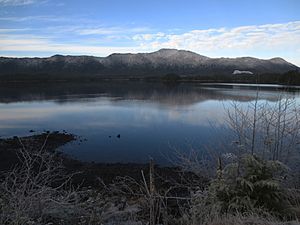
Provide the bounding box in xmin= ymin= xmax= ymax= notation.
xmin=138 ymin=109 xmax=159 ymax=123
xmin=0 ymin=103 xmax=87 ymax=121
xmin=0 ymin=101 xmax=123 ymax=125
xmin=168 ymin=110 xmax=181 ymax=120
xmin=216 ymin=89 xmax=291 ymax=102
xmin=187 ymin=102 xmax=225 ymax=125
xmin=163 ymin=101 xmax=226 ymax=126
xmin=83 ymin=121 xmax=147 ymax=128
xmin=122 ymin=100 xmax=227 ymax=127
xmin=0 ymin=90 xmax=299 ymax=133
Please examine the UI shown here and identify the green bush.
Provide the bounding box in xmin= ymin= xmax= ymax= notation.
xmin=204 ymin=154 xmax=292 ymax=217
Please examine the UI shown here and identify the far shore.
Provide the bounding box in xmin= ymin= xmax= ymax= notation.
xmin=0 ymin=76 xmax=300 ymax=88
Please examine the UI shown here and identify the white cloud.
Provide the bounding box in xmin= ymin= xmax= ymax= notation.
xmin=135 ymin=21 xmax=300 ymax=51
xmin=132 ymin=32 xmax=165 ymax=41
xmin=77 ymin=28 xmax=123 ymax=35
xmin=0 ymin=28 xmax=30 ymax=33
xmin=76 ymin=27 xmax=150 ymax=35
xmin=0 ymin=15 xmax=73 ymax=22
xmin=0 ymin=34 xmax=141 ymax=56
xmin=0 ymin=0 xmax=41 ymax=6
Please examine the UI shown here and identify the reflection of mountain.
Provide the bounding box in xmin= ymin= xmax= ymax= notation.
xmin=0 ymin=82 xmax=298 ymax=106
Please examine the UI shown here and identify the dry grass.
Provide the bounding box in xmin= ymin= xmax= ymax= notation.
xmin=1 ymin=125 xmax=300 ymax=224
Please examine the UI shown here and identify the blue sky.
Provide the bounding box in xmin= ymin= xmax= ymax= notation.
xmin=0 ymin=0 xmax=300 ymax=65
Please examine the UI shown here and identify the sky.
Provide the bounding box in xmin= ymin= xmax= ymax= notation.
xmin=0 ymin=0 xmax=300 ymax=66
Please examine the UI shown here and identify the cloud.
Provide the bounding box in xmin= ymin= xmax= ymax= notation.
xmin=0 ymin=0 xmax=42 ymax=6
xmin=0 ymin=21 xmax=299 ymax=66
xmin=134 ymin=21 xmax=300 ymax=52
xmin=0 ymin=15 xmax=74 ymax=22
xmin=0 ymin=28 xmax=30 ymax=33
xmin=76 ymin=27 xmax=150 ymax=35
xmin=132 ymin=32 xmax=165 ymax=41
xmin=0 ymin=34 xmax=141 ymax=56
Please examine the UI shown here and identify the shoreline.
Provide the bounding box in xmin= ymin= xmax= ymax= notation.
xmin=0 ymin=131 xmax=205 ymax=188
xmin=0 ymin=77 xmax=300 ymax=87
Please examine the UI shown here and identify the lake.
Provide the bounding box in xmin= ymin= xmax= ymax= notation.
xmin=0 ymin=81 xmax=299 ymax=165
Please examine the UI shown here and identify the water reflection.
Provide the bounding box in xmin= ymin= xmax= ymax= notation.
xmin=1 ymin=81 xmax=298 ymax=105
xmin=0 ymin=82 xmax=299 ymax=164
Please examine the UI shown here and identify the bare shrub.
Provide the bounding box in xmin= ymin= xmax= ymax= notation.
xmin=226 ymin=93 xmax=300 ymax=163
xmin=0 ymin=136 xmax=107 ymax=225
xmin=182 ymin=211 xmax=297 ymax=225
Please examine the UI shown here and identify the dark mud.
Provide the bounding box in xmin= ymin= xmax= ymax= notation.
xmin=0 ymin=131 xmax=207 ymax=190
xmin=0 ymin=131 xmax=75 ymax=172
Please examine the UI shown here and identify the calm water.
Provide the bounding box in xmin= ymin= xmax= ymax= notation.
xmin=0 ymin=81 xmax=299 ymax=164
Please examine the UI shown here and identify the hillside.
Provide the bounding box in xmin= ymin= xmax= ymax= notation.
xmin=0 ymin=49 xmax=299 ymax=82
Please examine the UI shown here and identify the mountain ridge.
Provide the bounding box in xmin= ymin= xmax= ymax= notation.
xmin=0 ymin=49 xmax=299 ymax=81
xmin=0 ymin=49 xmax=294 ymax=62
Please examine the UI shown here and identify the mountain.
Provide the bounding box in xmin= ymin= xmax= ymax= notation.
xmin=0 ymin=49 xmax=299 ymax=81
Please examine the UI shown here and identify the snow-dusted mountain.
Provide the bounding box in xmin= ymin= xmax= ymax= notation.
xmin=0 ymin=49 xmax=298 ymax=80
